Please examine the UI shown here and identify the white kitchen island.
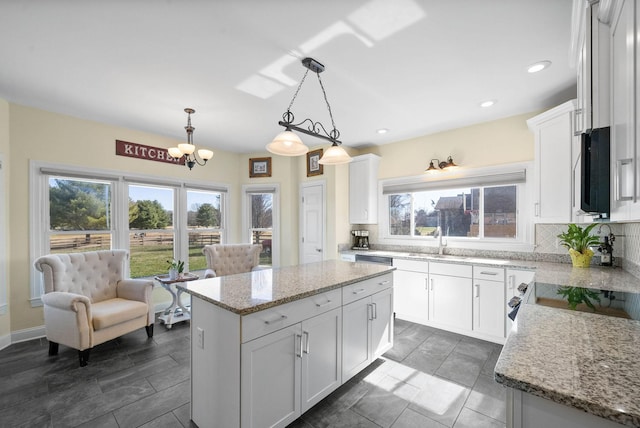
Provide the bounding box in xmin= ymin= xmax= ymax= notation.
xmin=177 ymin=260 xmax=394 ymax=428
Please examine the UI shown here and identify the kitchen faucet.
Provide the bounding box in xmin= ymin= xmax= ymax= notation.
xmin=434 ymin=226 xmax=447 ymax=255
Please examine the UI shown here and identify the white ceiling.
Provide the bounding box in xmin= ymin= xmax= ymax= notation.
xmin=0 ymin=0 xmax=576 ymax=154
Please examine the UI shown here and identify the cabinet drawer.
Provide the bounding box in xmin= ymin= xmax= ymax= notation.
xmin=393 ymin=258 xmax=429 ymax=273
xmin=473 ymin=266 xmax=505 ymax=282
xmin=242 ymin=288 xmax=341 ymax=343
xmin=429 ymin=262 xmax=472 ymax=278
xmin=342 ymin=273 xmax=393 ymax=305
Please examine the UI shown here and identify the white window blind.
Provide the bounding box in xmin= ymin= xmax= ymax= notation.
xmin=382 ymin=170 xmax=526 ymax=195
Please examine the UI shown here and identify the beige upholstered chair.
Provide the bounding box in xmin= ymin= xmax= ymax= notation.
xmin=202 ymin=244 xmax=263 ymax=278
xmin=34 ymin=250 xmax=154 ymax=366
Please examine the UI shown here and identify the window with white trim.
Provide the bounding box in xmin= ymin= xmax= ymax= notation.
xmin=30 ymin=162 xmax=228 ymax=305
xmin=381 ymin=167 xmax=529 ymax=242
xmin=243 ymin=185 xmax=279 ymax=267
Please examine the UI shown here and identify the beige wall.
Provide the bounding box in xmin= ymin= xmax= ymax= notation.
xmin=368 ymin=112 xmax=540 ymax=180
xmin=0 ymin=99 xmax=9 ymax=338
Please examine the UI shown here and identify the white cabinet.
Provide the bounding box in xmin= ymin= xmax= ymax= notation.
xmin=527 ymin=100 xmax=577 ymax=223
xmin=610 ymin=0 xmax=638 ymax=220
xmin=393 ymin=258 xmax=429 ymax=325
xmin=428 ymin=262 xmax=472 ymax=332
xmin=349 ymin=154 xmax=380 ymax=224
xmin=241 ymin=323 xmax=301 ymax=428
xmin=472 ymin=267 xmax=506 ymax=341
xmin=342 ymin=286 xmax=393 ymax=381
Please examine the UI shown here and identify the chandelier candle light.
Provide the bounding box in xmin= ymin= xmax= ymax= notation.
xmin=267 ymin=57 xmax=352 ymax=165
xmin=168 ymin=108 xmax=214 ymax=170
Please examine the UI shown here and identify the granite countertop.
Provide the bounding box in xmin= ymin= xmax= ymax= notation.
xmin=176 ymin=260 xmax=394 ymax=315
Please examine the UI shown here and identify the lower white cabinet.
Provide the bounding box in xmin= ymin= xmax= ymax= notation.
xmin=472 ymin=266 xmax=506 ymax=341
xmin=342 ymin=287 xmax=393 ymax=380
xmin=428 ymin=262 xmax=473 ymax=332
xmin=393 ymin=259 xmax=429 ymax=325
xmin=241 ymin=306 xmax=342 ymax=428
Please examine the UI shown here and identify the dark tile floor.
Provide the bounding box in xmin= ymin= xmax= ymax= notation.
xmin=0 ymin=317 xmax=506 ymax=428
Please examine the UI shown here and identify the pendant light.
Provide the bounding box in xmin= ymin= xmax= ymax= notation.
xmin=267 ymin=57 xmax=351 ymax=164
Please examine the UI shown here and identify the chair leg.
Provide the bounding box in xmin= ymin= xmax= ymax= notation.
xmin=145 ymin=324 xmax=154 ymax=338
xmin=48 ymin=341 xmax=59 ymax=356
xmin=78 ymin=349 xmax=90 ymax=367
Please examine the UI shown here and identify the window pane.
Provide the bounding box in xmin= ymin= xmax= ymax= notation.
xmin=251 ymin=194 xmax=273 ymax=228
xmin=389 ymin=194 xmax=411 ymax=235
xmin=252 ymin=229 xmax=272 ymax=266
xmin=49 ymin=178 xmax=111 ymax=231
xmin=50 ymin=233 xmax=111 ymax=253
xmin=484 ymin=185 xmax=517 ymax=238
xmin=129 ymin=231 xmax=174 ymax=278
xmin=129 ymin=185 xmax=175 ymax=278
xmin=413 ymin=193 xmax=438 ymax=236
xmin=129 ymin=185 xmax=174 ymax=230
xmin=188 ymin=231 xmax=221 ymax=274
xmin=187 ymin=190 xmax=221 ymax=228
xmin=431 ymin=188 xmax=478 ymax=237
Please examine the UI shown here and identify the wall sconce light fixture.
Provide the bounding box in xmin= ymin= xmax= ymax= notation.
xmin=425 ymin=156 xmax=458 ymax=173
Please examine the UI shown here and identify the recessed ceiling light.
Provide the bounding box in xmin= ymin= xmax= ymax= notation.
xmin=377 ymin=128 xmax=389 ymax=134
xmin=527 ymin=60 xmax=552 ymax=73
xmin=480 ymin=100 xmax=495 ymax=108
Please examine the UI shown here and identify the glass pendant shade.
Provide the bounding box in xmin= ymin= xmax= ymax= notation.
xmin=178 ymin=143 xmax=196 ymax=155
xmin=168 ymin=147 xmax=183 ymax=159
xmin=198 ymin=149 xmax=214 ymax=161
xmin=318 ymin=144 xmax=352 ymax=165
xmin=266 ymin=130 xmax=309 ymax=156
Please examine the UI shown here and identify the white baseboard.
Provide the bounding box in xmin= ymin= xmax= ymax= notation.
xmin=0 ymin=333 xmax=10 ymax=351
xmin=11 ymin=325 xmax=46 ymax=344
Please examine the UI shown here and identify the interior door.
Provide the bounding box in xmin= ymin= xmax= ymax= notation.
xmin=300 ymin=183 xmax=324 ymax=264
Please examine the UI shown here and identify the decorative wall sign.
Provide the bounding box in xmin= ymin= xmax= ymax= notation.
xmin=307 ymin=149 xmax=323 ymax=177
xmin=249 ymin=157 xmax=272 ymax=178
xmin=115 ymin=140 xmax=184 ymax=165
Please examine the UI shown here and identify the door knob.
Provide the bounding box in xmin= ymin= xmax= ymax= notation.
xmin=315 ymin=248 xmax=322 ymax=252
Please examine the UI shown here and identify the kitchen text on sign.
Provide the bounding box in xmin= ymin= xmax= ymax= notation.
xmin=115 ymin=140 xmax=184 ymax=165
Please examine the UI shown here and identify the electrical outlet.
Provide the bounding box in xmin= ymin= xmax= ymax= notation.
xmin=197 ymin=327 xmax=204 ymax=349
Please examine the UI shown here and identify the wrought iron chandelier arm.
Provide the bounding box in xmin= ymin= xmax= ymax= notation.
xmin=278 ymin=119 xmax=341 ymax=144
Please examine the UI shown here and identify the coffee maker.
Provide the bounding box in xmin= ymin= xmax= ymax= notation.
xmin=351 ymin=230 xmax=370 ymax=250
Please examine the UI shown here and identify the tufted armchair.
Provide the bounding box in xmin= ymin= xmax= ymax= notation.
xmin=34 ymin=250 xmax=154 ymax=366
xmin=202 ymin=244 xmax=263 ymax=278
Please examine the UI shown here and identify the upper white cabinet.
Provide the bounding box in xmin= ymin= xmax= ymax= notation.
xmin=527 ymin=100 xmax=577 ymax=223
xmin=349 ymin=154 xmax=380 ymax=224
xmin=575 ymin=0 xmax=611 ymax=133
xmin=610 ymin=0 xmax=639 ymax=220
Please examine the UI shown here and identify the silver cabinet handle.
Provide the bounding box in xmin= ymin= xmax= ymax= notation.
xmin=372 ymin=302 xmax=378 ymax=319
xmin=367 ymin=303 xmax=373 ymax=320
xmin=296 ymin=333 xmax=302 ymax=358
xmin=264 ymin=314 xmax=287 ymax=325
xmin=378 ymin=280 xmax=390 ymax=285
xmin=425 ymin=277 xmax=428 ymax=290
xmin=353 ymin=288 xmax=366 ymax=295
xmin=534 ymin=202 xmax=540 ymax=217
xmin=430 ymin=278 xmax=434 ymax=291
xmin=303 ymin=331 xmax=310 ymax=354
xmin=508 ymin=275 xmax=515 ymax=290
xmin=480 ymin=271 xmax=498 ymax=276
xmin=316 ymin=300 xmax=332 ymax=308
xmin=616 ymin=159 xmax=634 ymax=202
xmin=475 ymin=284 xmax=480 ymax=298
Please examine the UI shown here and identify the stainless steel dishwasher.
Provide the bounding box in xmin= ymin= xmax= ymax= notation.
xmin=354 ymin=253 xmax=393 ymax=266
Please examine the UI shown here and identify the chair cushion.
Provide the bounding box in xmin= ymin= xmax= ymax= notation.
xmin=92 ymin=298 xmax=149 ymax=330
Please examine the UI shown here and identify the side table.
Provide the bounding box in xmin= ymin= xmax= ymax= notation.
xmin=154 ymin=273 xmax=199 ymax=328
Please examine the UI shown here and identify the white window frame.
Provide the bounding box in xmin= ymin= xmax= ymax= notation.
xmin=29 ymin=160 xmax=229 ymax=306
xmin=379 ymin=162 xmax=534 ymax=252
xmin=242 ymin=184 xmax=280 ymax=267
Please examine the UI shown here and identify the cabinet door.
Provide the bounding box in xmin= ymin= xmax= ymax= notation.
xmin=611 ymin=0 xmax=635 ymax=220
xmin=349 ymin=154 xmax=380 ymax=224
xmin=371 ymin=287 xmax=393 ymax=358
xmin=473 ymin=279 xmax=505 ymax=339
xmin=342 ymin=296 xmax=372 ymax=381
xmin=241 ymin=324 xmax=301 ymax=428
xmin=393 ymin=269 xmax=429 ymax=324
xmin=428 ymin=274 xmax=472 ymax=331
xmin=506 ymin=270 xmax=535 ymax=299
xmin=301 ymin=307 xmax=342 ymax=413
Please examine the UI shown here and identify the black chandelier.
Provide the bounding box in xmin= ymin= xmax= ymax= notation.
xmin=266 ymin=57 xmax=352 ymax=165
xmin=168 ymin=108 xmax=214 ymax=170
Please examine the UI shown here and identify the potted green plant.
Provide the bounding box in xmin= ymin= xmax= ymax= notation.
xmin=557 ymin=223 xmax=600 ymax=268
xmin=557 ymin=286 xmax=601 ymax=311
xmin=167 ymin=259 xmax=185 ymax=280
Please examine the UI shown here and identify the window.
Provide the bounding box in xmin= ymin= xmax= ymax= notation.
xmin=243 ymin=185 xmax=279 ymax=267
xmin=388 ymin=185 xmax=516 ymax=239
xmin=382 ymin=166 xmax=528 ymax=243
xmin=30 ymin=162 xmax=229 ymax=305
